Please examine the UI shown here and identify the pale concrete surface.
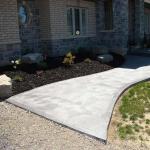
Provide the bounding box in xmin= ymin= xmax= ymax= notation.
xmin=7 ymin=55 xmax=150 ymax=141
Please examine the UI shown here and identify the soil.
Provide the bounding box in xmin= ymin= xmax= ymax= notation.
xmin=0 ymin=54 xmax=124 ymax=96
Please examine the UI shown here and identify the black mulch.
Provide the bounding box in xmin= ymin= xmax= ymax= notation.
xmin=0 ymin=54 xmax=125 ymax=95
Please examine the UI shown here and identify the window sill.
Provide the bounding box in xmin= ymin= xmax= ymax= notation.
xmin=67 ymin=34 xmax=96 ymax=38
xmin=100 ymin=30 xmax=114 ymax=33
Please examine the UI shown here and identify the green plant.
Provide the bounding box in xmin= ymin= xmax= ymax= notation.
xmin=84 ymin=58 xmax=92 ymax=63
xmin=146 ymin=119 xmax=150 ymax=125
xmin=122 ymin=113 xmax=128 ymax=119
xmin=119 ymin=82 xmax=150 ymax=121
xmin=139 ymin=135 xmax=144 ymax=141
xmin=13 ymin=75 xmax=24 ymax=82
xmin=11 ymin=59 xmax=21 ymax=69
xmin=145 ymin=129 xmax=150 ymax=136
xmin=133 ymin=124 xmax=142 ymax=132
xmin=63 ymin=52 xmax=76 ymax=66
xmin=118 ymin=125 xmax=134 ymax=139
xmin=130 ymin=114 xmax=138 ymax=121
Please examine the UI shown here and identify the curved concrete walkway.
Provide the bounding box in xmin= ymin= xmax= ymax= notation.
xmin=7 ymin=55 xmax=150 ymax=142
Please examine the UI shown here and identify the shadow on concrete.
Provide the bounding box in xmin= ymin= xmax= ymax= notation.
xmin=121 ymin=55 xmax=150 ymax=69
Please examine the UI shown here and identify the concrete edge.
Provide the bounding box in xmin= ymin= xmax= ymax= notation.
xmin=5 ymin=99 xmax=106 ymax=144
xmin=5 ymin=76 xmax=150 ymax=144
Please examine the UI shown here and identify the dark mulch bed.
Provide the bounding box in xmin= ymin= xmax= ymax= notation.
xmin=0 ymin=54 xmax=125 ymax=95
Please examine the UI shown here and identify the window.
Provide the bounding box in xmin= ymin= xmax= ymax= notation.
xmin=104 ymin=0 xmax=113 ymax=30
xmin=67 ymin=7 xmax=88 ymax=36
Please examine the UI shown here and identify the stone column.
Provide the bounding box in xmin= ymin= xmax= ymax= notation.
xmin=96 ymin=0 xmax=129 ymax=55
xmin=134 ymin=0 xmax=144 ymax=46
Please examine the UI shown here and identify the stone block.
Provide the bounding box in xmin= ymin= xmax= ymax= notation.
xmin=97 ymin=54 xmax=114 ymax=63
xmin=0 ymin=75 xmax=12 ymax=98
xmin=22 ymin=53 xmax=43 ymax=64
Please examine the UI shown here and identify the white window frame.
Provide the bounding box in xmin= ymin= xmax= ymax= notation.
xmin=67 ymin=7 xmax=88 ymax=36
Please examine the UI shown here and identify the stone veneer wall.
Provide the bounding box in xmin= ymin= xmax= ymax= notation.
xmin=18 ymin=0 xmax=40 ymax=53
xmin=0 ymin=0 xmax=21 ymax=66
xmin=96 ymin=0 xmax=145 ymax=55
xmin=96 ymin=0 xmax=129 ymax=55
xmin=134 ymin=0 xmax=145 ymax=46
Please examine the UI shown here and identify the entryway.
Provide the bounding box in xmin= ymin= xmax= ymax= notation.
xmin=128 ymin=0 xmax=136 ymax=46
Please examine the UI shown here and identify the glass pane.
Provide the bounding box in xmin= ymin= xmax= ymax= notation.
xmin=82 ymin=9 xmax=87 ymax=34
xmin=75 ymin=8 xmax=80 ymax=35
xmin=67 ymin=8 xmax=73 ymax=35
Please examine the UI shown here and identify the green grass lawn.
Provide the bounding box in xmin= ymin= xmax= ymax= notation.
xmin=117 ymin=81 xmax=150 ymax=140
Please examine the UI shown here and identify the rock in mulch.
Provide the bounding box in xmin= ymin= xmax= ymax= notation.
xmin=97 ymin=54 xmax=114 ymax=63
xmin=0 ymin=75 xmax=12 ymax=98
xmin=22 ymin=53 xmax=43 ymax=64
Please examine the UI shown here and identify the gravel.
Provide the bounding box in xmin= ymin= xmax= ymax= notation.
xmin=0 ymin=102 xmax=149 ymax=150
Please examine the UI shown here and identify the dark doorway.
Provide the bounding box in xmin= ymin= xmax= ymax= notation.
xmin=128 ymin=0 xmax=136 ymax=46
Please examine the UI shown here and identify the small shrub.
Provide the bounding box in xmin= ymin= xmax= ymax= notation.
xmin=63 ymin=52 xmax=76 ymax=66
xmin=133 ymin=124 xmax=142 ymax=132
xmin=146 ymin=119 xmax=150 ymax=125
xmin=122 ymin=113 xmax=128 ymax=119
xmin=130 ymin=114 xmax=138 ymax=121
xmin=139 ymin=135 xmax=144 ymax=141
xmin=13 ymin=75 xmax=24 ymax=82
xmin=118 ymin=125 xmax=134 ymax=139
xmin=84 ymin=58 xmax=92 ymax=63
xmin=11 ymin=59 xmax=21 ymax=69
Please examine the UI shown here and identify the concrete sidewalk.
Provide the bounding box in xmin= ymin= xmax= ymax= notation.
xmin=7 ymin=55 xmax=150 ymax=142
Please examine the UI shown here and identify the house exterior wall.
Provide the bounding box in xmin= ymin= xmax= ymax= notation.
xmin=49 ymin=0 xmax=96 ymax=40
xmin=0 ymin=0 xmax=146 ymax=66
xmin=96 ymin=0 xmax=145 ymax=55
xmin=145 ymin=7 xmax=150 ymax=13
xmin=144 ymin=1 xmax=150 ymax=41
xmin=134 ymin=0 xmax=145 ymax=46
xmin=45 ymin=0 xmax=97 ymax=56
xmin=19 ymin=0 xmax=97 ymax=56
xmin=46 ymin=0 xmax=145 ymax=56
xmin=18 ymin=0 xmax=40 ymax=53
xmin=0 ymin=0 xmax=21 ymax=66
xmin=36 ymin=0 xmax=51 ymax=40
xmin=96 ymin=0 xmax=129 ymax=55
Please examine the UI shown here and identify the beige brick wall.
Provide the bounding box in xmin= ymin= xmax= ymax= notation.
xmin=0 ymin=0 xmax=20 ymax=45
xmin=36 ymin=0 xmax=51 ymax=40
xmin=49 ymin=0 xmax=96 ymax=40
